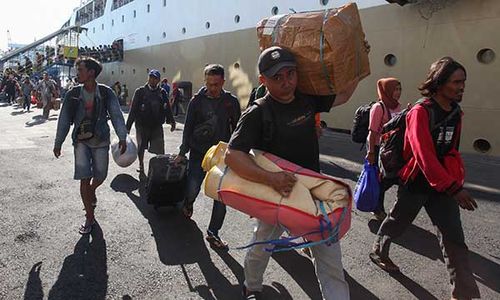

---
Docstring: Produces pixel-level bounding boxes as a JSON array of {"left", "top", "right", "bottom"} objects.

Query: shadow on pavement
[
  {"left": 273, "top": 250, "right": 379, "bottom": 300},
  {"left": 320, "top": 160, "right": 359, "bottom": 182},
  {"left": 110, "top": 173, "right": 254, "bottom": 299},
  {"left": 368, "top": 220, "right": 500, "bottom": 293},
  {"left": 23, "top": 261, "right": 43, "bottom": 300},
  {"left": 11, "top": 110, "right": 27, "bottom": 116},
  {"left": 388, "top": 272, "right": 439, "bottom": 300},
  {"left": 47, "top": 223, "right": 108, "bottom": 300}
]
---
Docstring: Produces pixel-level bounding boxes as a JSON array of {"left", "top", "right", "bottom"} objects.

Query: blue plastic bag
[{"left": 354, "top": 160, "right": 380, "bottom": 212}]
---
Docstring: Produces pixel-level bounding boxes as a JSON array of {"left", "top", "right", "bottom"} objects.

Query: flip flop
[{"left": 369, "top": 251, "right": 400, "bottom": 272}]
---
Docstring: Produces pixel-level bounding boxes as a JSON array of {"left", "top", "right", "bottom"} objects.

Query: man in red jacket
[{"left": 370, "top": 57, "right": 480, "bottom": 300}]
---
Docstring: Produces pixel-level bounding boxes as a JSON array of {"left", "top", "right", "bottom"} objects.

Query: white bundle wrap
[{"left": 111, "top": 136, "right": 137, "bottom": 167}]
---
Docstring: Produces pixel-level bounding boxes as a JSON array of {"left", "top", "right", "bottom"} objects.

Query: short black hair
[
  {"left": 75, "top": 56, "right": 103, "bottom": 78},
  {"left": 419, "top": 57, "right": 466, "bottom": 97},
  {"left": 204, "top": 64, "right": 224, "bottom": 79}
]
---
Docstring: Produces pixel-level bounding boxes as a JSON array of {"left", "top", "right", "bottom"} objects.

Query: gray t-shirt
[{"left": 80, "top": 87, "right": 109, "bottom": 148}]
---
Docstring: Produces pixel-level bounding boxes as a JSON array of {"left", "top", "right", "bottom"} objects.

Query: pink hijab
[{"left": 377, "top": 78, "right": 400, "bottom": 110}]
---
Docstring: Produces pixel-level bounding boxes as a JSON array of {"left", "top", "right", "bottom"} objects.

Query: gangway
[{"left": 0, "top": 25, "right": 86, "bottom": 64}]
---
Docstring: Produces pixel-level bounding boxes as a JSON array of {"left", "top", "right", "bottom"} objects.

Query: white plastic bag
[{"left": 111, "top": 136, "right": 137, "bottom": 168}]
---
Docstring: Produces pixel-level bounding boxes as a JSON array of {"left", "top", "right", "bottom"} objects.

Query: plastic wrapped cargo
[
  {"left": 257, "top": 2, "right": 370, "bottom": 95},
  {"left": 202, "top": 142, "right": 352, "bottom": 243}
]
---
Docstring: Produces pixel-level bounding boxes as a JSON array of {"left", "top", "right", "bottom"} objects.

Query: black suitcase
[{"left": 145, "top": 154, "right": 187, "bottom": 208}]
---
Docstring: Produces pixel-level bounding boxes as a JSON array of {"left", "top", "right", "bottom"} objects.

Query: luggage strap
[{"left": 320, "top": 9, "right": 336, "bottom": 95}]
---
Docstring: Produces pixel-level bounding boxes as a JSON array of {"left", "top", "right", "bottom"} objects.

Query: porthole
[
  {"left": 111, "top": 71, "right": 114, "bottom": 75},
  {"left": 163, "top": 0, "right": 167, "bottom": 7},
  {"left": 133, "top": 69, "right": 136, "bottom": 74},
  {"left": 121, "top": 70, "right": 124, "bottom": 75},
  {"left": 182, "top": 27, "right": 186, "bottom": 34},
  {"left": 162, "top": 67, "right": 166, "bottom": 73},
  {"left": 162, "top": 32, "right": 166, "bottom": 38},
  {"left": 146, "top": 68, "right": 150, "bottom": 73},
  {"left": 133, "top": 10, "right": 136, "bottom": 18},
  {"left": 384, "top": 54, "right": 397, "bottom": 67},
  {"left": 122, "top": 15, "right": 124, "bottom": 22},
  {"left": 477, "top": 48, "right": 495, "bottom": 64},
  {"left": 320, "top": 0, "right": 329, "bottom": 5},
  {"left": 271, "top": 6, "right": 279, "bottom": 15},
  {"left": 146, "top": 36, "right": 150, "bottom": 42},
  {"left": 234, "top": 62, "right": 240, "bottom": 69},
  {"left": 473, "top": 139, "right": 491, "bottom": 154},
  {"left": 234, "top": 15, "right": 240, "bottom": 23},
  {"left": 205, "top": 22, "right": 211, "bottom": 29},
  {"left": 147, "top": 4, "right": 150, "bottom": 13}
]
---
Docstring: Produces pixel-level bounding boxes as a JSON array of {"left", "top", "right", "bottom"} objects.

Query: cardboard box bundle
[{"left": 257, "top": 2, "right": 370, "bottom": 95}]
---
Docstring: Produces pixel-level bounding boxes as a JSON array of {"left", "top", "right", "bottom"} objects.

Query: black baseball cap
[{"left": 258, "top": 46, "right": 297, "bottom": 77}]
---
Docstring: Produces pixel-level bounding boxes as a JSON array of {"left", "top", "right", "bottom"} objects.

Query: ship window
[
  {"left": 111, "top": 71, "right": 114, "bottom": 75},
  {"left": 473, "top": 138, "right": 491, "bottom": 153},
  {"left": 163, "top": 0, "right": 167, "bottom": 7},
  {"left": 121, "top": 70, "right": 124, "bottom": 75},
  {"left": 146, "top": 68, "right": 150, "bottom": 73},
  {"left": 147, "top": 36, "right": 150, "bottom": 42},
  {"left": 134, "top": 10, "right": 136, "bottom": 18},
  {"left": 147, "top": 4, "right": 150, "bottom": 13},
  {"left": 234, "top": 62, "right": 240, "bottom": 69},
  {"left": 271, "top": 6, "right": 279, "bottom": 15},
  {"left": 122, "top": 15, "right": 124, "bottom": 23},
  {"left": 384, "top": 54, "right": 397, "bottom": 66},
  {"left": 205, "top": 22, "right": 211, "bottom": 29},
  {"left": 234, "top": 15, "right": 240, "bottom": 23},
  {"left": 182, "top": 27, "right": 186, "bottom": 34},
  {"left": 162, "top": 67, "right": 166, "bottom": 73},
  {"left": 162, "top": 32, "right": 166, "bottom": 38},
  {"left": 477, "top": 48, "right": 495, "bottom": 64},
  {"left": 133, "top": 68, "right": 136, "bottom": 74},
  {"left": 320, "top": 0, "right": 329, "bottom": 5},
  {"left": 112, "top": 19, "right": 114, "bottom": 26}
]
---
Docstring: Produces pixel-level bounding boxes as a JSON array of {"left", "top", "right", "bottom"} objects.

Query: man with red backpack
[{"left": 370, "top": 57, "right": 480, "bottom": 299}]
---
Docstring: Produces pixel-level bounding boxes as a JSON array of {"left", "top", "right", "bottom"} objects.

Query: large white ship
[{"left": 8, "top": 0, "right": 500, "bottom": 156}]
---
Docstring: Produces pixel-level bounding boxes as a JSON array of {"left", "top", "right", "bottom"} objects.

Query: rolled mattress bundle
[{"left": 202, "top": 142, "right": 352, "bottom": 242}]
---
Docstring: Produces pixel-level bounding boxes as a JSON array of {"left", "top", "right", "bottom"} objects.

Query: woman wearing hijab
[{"left": 366, "top": 78, "right": 402, "bottom": 220}]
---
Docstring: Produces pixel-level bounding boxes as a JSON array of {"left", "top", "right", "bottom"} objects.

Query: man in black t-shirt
[{"left": 225, "top": 46, "right": 359, "bottom": 300}]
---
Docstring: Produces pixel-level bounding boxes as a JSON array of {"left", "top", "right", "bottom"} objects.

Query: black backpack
[
  {"left": 378, "top": 98, "right": 461, "bottom": 181},
  {"left": 351, "top": 101, "right": 385, "bottom": 144}
]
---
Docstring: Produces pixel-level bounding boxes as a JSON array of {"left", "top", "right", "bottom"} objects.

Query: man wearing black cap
[
  {"left": 225, "top": 46, "right": 359, "bottom": 299},
  {"left": 126, "top": 69, "right": 176, "bottom": 173}
]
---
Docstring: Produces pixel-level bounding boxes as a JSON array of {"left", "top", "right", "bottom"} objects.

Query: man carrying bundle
[{"left": 225, "top": 46, "right": 359, "bottom": 299}]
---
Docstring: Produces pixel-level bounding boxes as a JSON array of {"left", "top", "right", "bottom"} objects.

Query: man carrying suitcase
[
  {"left": 126, "top": 69, "right": 176, "bottom": 173},
  {"left": 174, "top": 64, "right": 241, "bottom": 250}
]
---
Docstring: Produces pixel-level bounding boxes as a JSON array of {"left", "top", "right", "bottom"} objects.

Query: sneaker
[
  {"left": 242, "top": 285, "right": 261, "bottom": 300},
  {"left": 78, "top": 218, "right": 95, "bottom": 235}
]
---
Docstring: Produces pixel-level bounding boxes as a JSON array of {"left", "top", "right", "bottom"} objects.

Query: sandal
[
  {"left": 78, "top": 219, "right": 95, "bottom": 235},
  {"left": 205, "top": 231, "right": 229, "bottom": 250},
  {"left": 369, "top": 251, "right": 400, "bottom": 272},
  {"left": 182, "top": 204, "right": 193, "bottom": 219}
]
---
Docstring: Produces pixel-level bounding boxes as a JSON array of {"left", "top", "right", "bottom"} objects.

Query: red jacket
[{"left": 399, "top": 102, "right": 464, "bottom": 195}]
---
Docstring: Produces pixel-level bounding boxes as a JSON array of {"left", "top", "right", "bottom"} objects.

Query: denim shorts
[{"left": 73, "top": 142, "right": 110, "bottom": 181}]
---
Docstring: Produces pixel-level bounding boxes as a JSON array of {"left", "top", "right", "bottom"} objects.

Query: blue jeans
[{"left": 186, "top": 156, "right": 227, "bottom": 236}]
